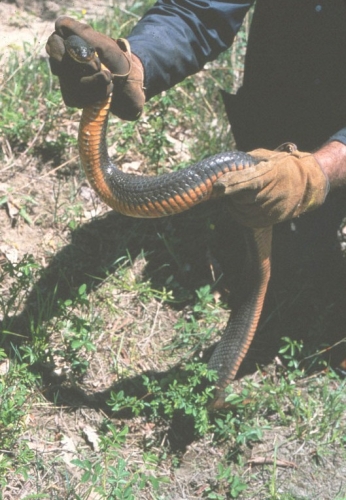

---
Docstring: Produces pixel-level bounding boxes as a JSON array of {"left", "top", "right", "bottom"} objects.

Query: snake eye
[{"left": 77, "top": 44, "right": 96, "bottom": 62}]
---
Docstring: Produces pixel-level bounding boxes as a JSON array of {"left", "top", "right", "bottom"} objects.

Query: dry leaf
[
  {"left": 60, "top": 434, "right": 78, "bottom": 468},
  {"left": 121, "top": 161, "right": 142, "bottom": 173},
  {"left": 82, "top": 425, "right": 100, "bottom": 452},
  {"left": 0, "top": 244, "right": 18, "bottom": 263},
  {"left": 80, "top": 184, "right": 97, "bottom": 202},
  {"left": 0, "top": 358, "right": 10, "bottom": 376},
  {"left": 6, "top": 200, "right": 19, "bottom": 221}
]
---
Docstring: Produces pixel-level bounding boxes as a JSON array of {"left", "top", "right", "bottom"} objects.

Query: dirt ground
[
  {"left": 0, "top": 0, "right": 113, "bottom": 52},
  {"left": 1, "top": 1, "right": 346, "bottom": 499},
  {"left": 0, "top": 0, "right": 131, "bottom": 260}
]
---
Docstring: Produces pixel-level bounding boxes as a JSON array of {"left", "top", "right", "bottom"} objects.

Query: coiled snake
[{"left": 65, "top": 35, "right": 272, "bottom": 409}]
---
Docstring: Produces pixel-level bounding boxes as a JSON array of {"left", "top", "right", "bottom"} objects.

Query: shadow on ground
[{"left": 1, "top": 191, "right": 346, "bottom": 450}]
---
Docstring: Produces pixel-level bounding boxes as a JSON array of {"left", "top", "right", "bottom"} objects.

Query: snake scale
[{"left": 66, "top": 35, "right": 272, "bottom": 409}]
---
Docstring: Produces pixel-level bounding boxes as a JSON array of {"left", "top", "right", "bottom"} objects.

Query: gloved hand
[
  {"left": 46, "top": 16, "right": 145, "bottom": 120},
  {"left": 214, "top": 147, "right": 330, "bottom": 227}
]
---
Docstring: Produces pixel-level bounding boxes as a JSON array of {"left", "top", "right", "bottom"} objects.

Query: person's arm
[
  {"left": 128, "top": 0, "right": 254, "bottom": 99},
  {"left": 314, "top": 130, "right": 346, "bottom": 190},
  {"left": 214, "top": 128, "right": 346, "bottom": 228},
  {"left": 46, "top": 1, "right": 253, "bottom": 119}
]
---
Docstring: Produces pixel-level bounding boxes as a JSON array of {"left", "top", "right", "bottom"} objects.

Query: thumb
[{"left": 213, "top": 160, "right": 274, "bottom": 196}]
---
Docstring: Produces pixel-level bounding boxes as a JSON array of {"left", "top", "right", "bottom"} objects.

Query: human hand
[
  {"left": 214, "top": 147, "right": 329, "bottom": 227},
  {"left": 46, "top": 16, "right": 145, "bottom": 120}
]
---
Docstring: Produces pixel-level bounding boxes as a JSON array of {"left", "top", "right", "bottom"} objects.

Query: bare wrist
[{"left": 313, "top": 141, "right": 346, "bottom": 190}]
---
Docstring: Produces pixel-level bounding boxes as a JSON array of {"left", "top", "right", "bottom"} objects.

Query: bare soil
[{"left": 0, "top": 0, "right": 113, "bottom": 52}]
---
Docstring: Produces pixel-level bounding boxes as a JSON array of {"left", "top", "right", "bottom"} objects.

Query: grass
[{"left": 1, "top": 1, "right": 346, "bottom": 499}]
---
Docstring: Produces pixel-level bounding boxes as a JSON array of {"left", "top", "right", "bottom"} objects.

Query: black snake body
[{"left": 68, "top": 36, "right": 272, "bottom": 408}]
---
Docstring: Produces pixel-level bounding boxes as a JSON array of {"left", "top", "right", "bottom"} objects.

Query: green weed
[
  {"left": 108, "top": 361, "right": 217, "bottom": 437},
  {"left": 0, "top": 352, "right": 38, "bottom": 486},
  {"left": 0, "top": 43, "right": 64, "bottom": 157},
  {"left": 169, "top": 284, "right": 225, "bottom": 354},
  {"left": 72, "top": 422, "right": 169, "bottom": 499},
  {"left": 0, "top": 254, "right": 40, "bottom": 338},
  {"left": 204, "top": 465, "right": 248, "bottom": 499}
]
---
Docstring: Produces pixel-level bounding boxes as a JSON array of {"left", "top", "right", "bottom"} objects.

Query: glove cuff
[
  {"left": 111, "top": 38, "right": 132, "bottom": 78},
  {"left": 292, "top": 155, "right": 330, "bottom": 217},
  {"left": 110, "top": 41, "right": 145, "bottom": 120}
]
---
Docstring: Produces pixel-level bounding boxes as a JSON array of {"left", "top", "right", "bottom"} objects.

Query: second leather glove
[{"left": 214, "top": 148, "right": 330, "bottom": 228}]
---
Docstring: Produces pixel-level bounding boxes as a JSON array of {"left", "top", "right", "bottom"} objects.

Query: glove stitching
[{"left": 110, "top": 38, "right": 132, "bottom": 79}]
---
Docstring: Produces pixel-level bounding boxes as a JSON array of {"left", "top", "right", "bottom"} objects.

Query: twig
[
  {"left": 140, "top": 301, "right": 162, "bottom": 348},
  {"left": 247, "top": 457, "right": 297, "bottom": 469}
]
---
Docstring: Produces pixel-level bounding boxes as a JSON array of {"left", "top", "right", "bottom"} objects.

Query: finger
[
  {"left": 80, "top": 72, "right": 114, "bottom": 101},
  {"left": 55, "top": 16, "right": 109, "bottom": 52},
  {"left": 48, "top": 57, "right": 62, "bottom": 76},
  {"left": 248, "top": 148, "right": 276, "bottom": 160},
  {"left": 248, "top": 149, "right": 293, "bottom": 161},
  {"left": 214, "top": 161, "right": 274, "bottom": 195},
  {"left": 54, "top": 16, "right": 128, "bottom": 73},
  {"left": 81, "top": 70, "right": 112, "bottom": 87},
  {"left": 55, "top": 16, "right": 90, "bottom": 40},
  {"left": 60, "top": 72, "right": 113, "bottom": 108},
  {"left": 46, "top": 33, "right": 65, "bottom": 61},
  {"left": 55, "top": 17, "right": 109, "bottom": 54}
]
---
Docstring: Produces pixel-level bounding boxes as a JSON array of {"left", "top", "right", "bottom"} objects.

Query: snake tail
[{"left": 208, "top": 226, "right": 272, "bottom": 409}]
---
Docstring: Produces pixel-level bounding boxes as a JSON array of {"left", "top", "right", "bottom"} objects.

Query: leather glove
[
  {"left": 214, "top": 147, "right": 330, "bottom": 228},
  {"left": 46, "top": 16, "right": 145, "bottom": 120}
]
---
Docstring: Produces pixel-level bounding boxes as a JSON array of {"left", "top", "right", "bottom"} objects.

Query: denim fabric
[
  {"left": 128, "top": 0, "right": 253, "bottom": 99},
  {"left": 128, "top": 0, "right": 346, "bottom": 151}
]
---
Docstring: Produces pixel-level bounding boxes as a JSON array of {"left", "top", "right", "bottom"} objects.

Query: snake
[{"left": 64, "top": 35, "right": 272, "bottom": 409}]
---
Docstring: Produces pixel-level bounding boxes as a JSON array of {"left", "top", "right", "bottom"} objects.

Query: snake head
[{"left": 64, "top": 35, "right": 97, "bottom": 64}]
